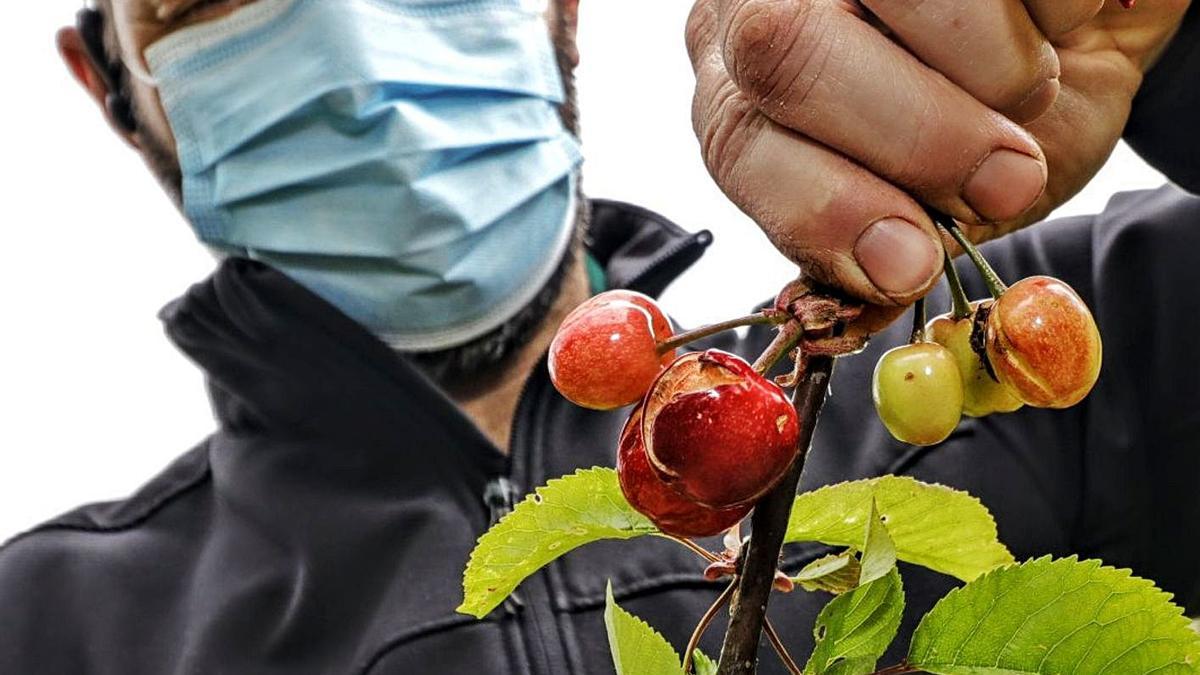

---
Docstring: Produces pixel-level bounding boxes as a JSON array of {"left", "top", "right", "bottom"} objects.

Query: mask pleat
[{"left": 147, "top": 0, "right": 582, "bottom": 351}]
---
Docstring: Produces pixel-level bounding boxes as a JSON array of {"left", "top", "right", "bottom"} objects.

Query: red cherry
[
  {"left": 617, "top": 406, "right": 751, "bottom": 538},
  {"left": 562, "top": 290, "right": 673, "bottom": 340},
  {"left": 642, "top": 350, "right": 800, "bottom": 509},
  {"left": 986, "top": 276, "right": 1103, "bottom": 409},
  {"left": 549, "top": 291, "right": 675, "bottom": 410}
]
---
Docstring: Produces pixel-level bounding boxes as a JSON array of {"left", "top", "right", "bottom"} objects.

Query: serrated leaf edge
[
  {"left": 605, "top": 581, "right": 683, "bottom": 675},
  {"left": 909, "top": 555, "right": 1200, "bottom": 673},
  {"left": 458, "top": 468, "right": 657, "bottom": 618},
  {"left": 787, "top": 475, "right": 1015, "bottom": 580}
]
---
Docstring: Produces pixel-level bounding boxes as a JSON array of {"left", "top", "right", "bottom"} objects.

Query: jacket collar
[{"left": 159, "top": 199, "right": 710, "bottom": 457}]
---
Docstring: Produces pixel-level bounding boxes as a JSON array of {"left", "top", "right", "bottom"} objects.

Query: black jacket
[{"left": 3, "top": 12, "right": 1200, "bottom": 674}]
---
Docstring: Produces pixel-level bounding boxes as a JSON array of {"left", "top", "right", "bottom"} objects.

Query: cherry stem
[
  {"left": 943, "top": 249, "right": 973, "bottom": 320},
  {"left": 927, "top": 208, "right": 1008, "bottom": 299},
  {"left": 715, "top": 356, "right": 834, "bottom": 675},
  {"left": 658, "top": 313, "right": 785, "bottom": 356},
  {"left": 751, "top": 321, "right": 805, "bottom": 375},
  {"left": 910, "top": 296, "right": 927, "bottom": 344},
  {"left": 764, "top": 618, "right": 804, "bottom": 675},
  {"left": 683, "top": 581, "right": 737, "bottom": 674},
  {"left": 661, "top": 534, "right": 723, "bottom": 564}
]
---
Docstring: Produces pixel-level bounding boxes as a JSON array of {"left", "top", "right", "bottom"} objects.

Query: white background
[{"left": 0, "top": 2, "right": 1167, "bottom": 542}]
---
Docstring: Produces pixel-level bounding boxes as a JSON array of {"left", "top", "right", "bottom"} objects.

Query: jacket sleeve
[
  {"left": 1124, "top": 3, "right": 1200, "bottom": 194},
  {"left": 1081, "top": 185, "right": 1200, "bottom": 614}
]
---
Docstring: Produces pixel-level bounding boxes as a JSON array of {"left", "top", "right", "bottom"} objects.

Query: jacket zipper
[
  {"left": 499, "top": 353, "right": 563, "bottom": 673},
  {"left": 484, "top": 476, "right": 525, "bottom": 612},
  {"left": 483, "top": 231, "right": 711, "bottom": 673}
]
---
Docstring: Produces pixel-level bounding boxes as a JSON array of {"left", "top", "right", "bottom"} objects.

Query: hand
[{"left": 687, "top": 0, "right": 1190, "bottom": 312}]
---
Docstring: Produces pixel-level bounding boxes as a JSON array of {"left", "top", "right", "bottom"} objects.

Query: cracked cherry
[
  {"left": 873, "top": 343, "right": 964, "bottom": 446},
  {"left": 642, "top": 350, "right": 800, "bottom": 509},
  {"left": 986, "top": 276, "right": 1102, "bottom": 409},
  {"left": 927, "top": 304, "right": 1022, "bottom": 417},
  {"left": 617, "top": 405, "right": 751, "bottom": 538},
  {"left": 549, "top": 290, "right": 675, "bottom": 410}
]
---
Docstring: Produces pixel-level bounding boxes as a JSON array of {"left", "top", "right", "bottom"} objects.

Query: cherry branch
[{"left": 715, "top": 355, "right": 835, "bottom": 675}]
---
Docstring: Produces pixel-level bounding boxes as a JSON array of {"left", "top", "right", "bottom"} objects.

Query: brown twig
[
  {"left": 751, "top": 321, "right": 805, "bottom": 374},
  {"left": 715, "top": 355, "right": 835, "bottom": 674},
  {"left": 682, "top": 582, "right": 738, "bottom": 674},
  {"left": 763, "top": 618, "right": 804, "bottom": 675}
]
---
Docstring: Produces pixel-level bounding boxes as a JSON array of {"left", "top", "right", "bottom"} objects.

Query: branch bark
[{"left": 715, "top": 355, "right": 835, "bottom": 674}]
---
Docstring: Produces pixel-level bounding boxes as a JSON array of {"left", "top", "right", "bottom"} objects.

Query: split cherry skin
[
  {"left": 641, "top": 350, "right": 800, "bottom": 509},
  {"left": 549, "top": 290, "right": 675, "bottom": 410},
  {"left": 617, "top": 405, "right": 751, "bottom": 538},
  {"left": 986, "top": 276, "right": 1103, "bottom": 409},
  {"left": 927, "top": 304, "right": 1022, "bottom": 417}
]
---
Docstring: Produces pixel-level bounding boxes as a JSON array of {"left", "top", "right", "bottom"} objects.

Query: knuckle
[
  {"left": 686, "top": 0, "right": 720, "bottom": 66},
  {"left": 722, "top": 0, "right": 829, "bottom": 113},
  {"left": 1039, "top": 0, "right": 1104, "bottom": 36},
  {"left": 987, "top": 48, "right": 1057, "bottom": 113},
  {"left": 695, "top": 83, "right": 764, "bottom": 203}
]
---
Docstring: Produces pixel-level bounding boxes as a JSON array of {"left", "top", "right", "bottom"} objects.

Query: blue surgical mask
[{"left": 144, "top": 0, "right": 582, "bottom": 351}]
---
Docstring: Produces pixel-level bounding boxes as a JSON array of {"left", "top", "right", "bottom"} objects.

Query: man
[{"left": 0, "top": 0, "right": 1196, "bottom": 673}]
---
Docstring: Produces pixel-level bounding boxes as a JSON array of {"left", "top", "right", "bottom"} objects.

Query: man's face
[
  {"left": 80, "top": 0, "right": 579, "bottom": 200},
  {"left": 61, "top": 0, "right": 584, "bottom": 385}
]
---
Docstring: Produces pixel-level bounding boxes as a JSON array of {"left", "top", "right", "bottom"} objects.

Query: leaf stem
[
  {"left": 926, "top": 208, "right": 1008, "bottom": 299},
  {"left": 943, "top": 249, "right": 973, "bottom": 320},
  {"left": 715, "top": 356, "right": 835, "bottom": 674},
  {"left": 763, "top": 618, "right": 804, "bottom": 675},
  {"left": 658, "top": 313, "right": 785, "bottom": 356},
  {"left": 660, "top": 534, "right": 722, "bottom": 564},
  {"left": 683, "top": 581, "right": 737, "bottom": 674}
]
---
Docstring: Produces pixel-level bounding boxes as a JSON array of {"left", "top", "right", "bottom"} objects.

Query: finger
[
  {"left": 860, "top": 0, "right": 1061, "bottom": 122},
  {"left": 688, "top": 15, "right": 944, "bottom": 305},
  {"left": 1021, "top": 0, "right": 1105, "bottom": 37},
  {"left": 716, "top": 0, "right": 1049, "bottom": 225}
]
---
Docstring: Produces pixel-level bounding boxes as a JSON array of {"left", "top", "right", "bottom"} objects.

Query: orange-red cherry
[
  {"left": 549, "top": 291, "right": 675, "bottom": 410},
  {"left": 986, "top": 276, "right": 1102, "bottom": 409}
]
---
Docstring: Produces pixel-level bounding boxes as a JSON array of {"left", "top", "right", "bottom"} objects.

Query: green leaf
[
  {"left": 786, "top": 476, "right": 1013, "bottom": 581},
  {"left": 909, "top": 556, "right": 1200, "bottom": 674},
  {"left": 605, "top": 582, "right": 682, "bottom": 675},
  {"left": 795, "top": 552, "right": 863, "bottom": 594},
  {"left": 858, "top": 499, "right": 897, "bottom": 587},
  {"left": 692, "top": 650, "right": 719, "bottom": 675},
  {"left": 795, "top": 501, "right": 896, "bottom": 595},
  {"left": 459, "top": 468, "right": 657, "bottom": 618},
  {"left": 805, "top": 568, "right": 905, "bottom": 674}
]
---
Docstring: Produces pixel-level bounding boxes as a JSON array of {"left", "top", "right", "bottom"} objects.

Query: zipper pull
[
  {"left": 483, "top": 477, "right": 526, "bottom": 613},
  {"left": 484, "top": 477, "right": 520, "bottom": 527}
]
